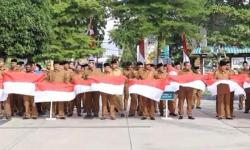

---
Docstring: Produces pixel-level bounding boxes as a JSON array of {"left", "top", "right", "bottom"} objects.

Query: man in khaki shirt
[
  {"left": 0, "top": 58, "right": 7, "bottom": 119},
  {"left": 214, "top": 60, "right": 232, "bottom": 120},
  {"left": 128, "top": 62, "right": 144, "bottom": 117},
  {"left": 83, "top": 59, "right": 101, "bottom": 118},
  {"left": 23, "top": 62, "right": 38, "bottom": 119},
  {"left": 139, "top": 62, "right": 157, "bottom": 120},
  {"left": 47, "top": 61, "right": 70, "bottom": 119},
  {"left": 239, "top": 61, "right": 249, "bottom": 111},
  {"left": 100, "top": 63, "right": 117, "bottom": 120},
  {"left": 111, "top": 59, "right": 125, "bottom": 117},
  {"left": 178, "top": 61, "right": 195, "bottom": 120},
  {"left": 226, "top": 60, "right": 235, "bottom": 117}
]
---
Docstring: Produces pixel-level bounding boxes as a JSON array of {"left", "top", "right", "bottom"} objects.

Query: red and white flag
[
  {"left": 0, "top": 76, "right": 7, "bottom": 101},
  {"left": 3, "top": 71, "right": 45, "bottom": 96},
  {"left": 168, "top": 74, "right": 206, "bottom": 91},
  {"left": 72, "top": 79, "right": 93, "bottom": 95},
  {"left": 166, "top": 65, "right": 179, "bottom": 76},
  {"left": 89, "top": 76, "right": 126, "bottom": 95},
  {"left": 34, "top": 82, "right": 75, "bottom": 103},
  {"left": 207, "top": 80, "right": 245, "bottom": 96},
  {"left": 128, "top": 79, "right": 166, "bottom": 101}
]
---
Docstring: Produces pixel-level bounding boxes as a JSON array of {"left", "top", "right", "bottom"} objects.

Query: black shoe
[
  {"left": 218, "top": 117, "right": 223, "bottom": 120},
  {"left": 94, "top": 114, "right": 99, "bottom": 118},
  {"left": 100, "top": 117, "right": 106, "bottom": 120},
  {"left": 67, "top": 114, "right": 73, "bottom": 117},
  {"left": 169, "top": 113, "right": 178, "bottom": 117},
  {"left": 141, "top": 117, "right": 147, "bottom": 120},
  {"left": 150, "top": 117, "right": 155, "bottom": 120},
  {"left": 5, "top": 116, "right": 11, "bottom": 120},
  {"left": 188, "top": 116, "right": 195, "bottom": 120},
  {"left": 110, "top": 117, "right": 116, "bottom": 120},
  {"left": 58, "top": 116, "right": 66, "bottom": 119},
  {"left": 226, "top": 117, "right": 233, "bottom": 120},
  {"left": 160, "top": 113, "right": 164, "bottom": 117},
  {"left": 244, "top": 111, "right": 249, "bottom": 113},
  {"left": 196, "top": 107, "right": 202, "bottom": 109},
  {"left": 120, "top": 114, "right": 125, "bottom": 117},
  {"left": 77, "top": 114, "right": 82, "bottom": 117},
  {"left": 84, "top": 115, "right": 93, "bottom": 119},
  {"left": 23, "top": 116, "right": 30, "bottom": 119},
  {"left": 32, "top": 116, "right": 37, "bottom": 119},
  {"left": 128, "top": 114, "right": 135, "bottom": 117},
  {"left": 178, "top": 116, "right": 183, "bottom": 120},
  {"left": 192, "top": 105, "right": 194, "bottom": 109}
]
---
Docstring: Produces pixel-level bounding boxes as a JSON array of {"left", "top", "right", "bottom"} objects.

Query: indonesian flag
[
  {"left": 34, "top": 82, "right": 75, "bottom": 103},
  {"left": 3, "top": 71, "right": 45, "bottom": 96},
  {"left": 167, "top": 74, "right": 206, "bottom": 91},
  {"left": 0, "top": 76, "right": 7, "bottom": 101},
  {"left": 72, "top": 79, "right": 93, "bottom": 95},
  {"left": 182, "top": 33, "right": 190, "bottom": 63},
  {"left": 89, "top": 76, "right": 126, "bottom": 95},
  {"left": 129, "top": 79, "right": 166, "bottom": 101},
  {"left": 230, "top": 74, "right": 248, "bottom": 87},
  {"left": 207, "top": 80, "right": 245, "bottom": 96}
]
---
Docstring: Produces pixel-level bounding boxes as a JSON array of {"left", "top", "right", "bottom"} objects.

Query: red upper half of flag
[
  {"left": 168, "top": 74, "right": 204, "bottom": 83},
  {"left": 128, "top": 79, "right": 168, "bottom": 90},
  {"left": 89, "top": 75, "right": 126, "bottom": 85},
  {"left": 230, "top": 74, "right": 248, "bottom": 87},
  {"left": 36, "top": 82, "right": 74, "bottom": 92},
  {"left": 3, "top": 71, "right": 45, "bottom": 83},
  {"left": 72, "top": 79, "right": 93, "bottom": 86}
]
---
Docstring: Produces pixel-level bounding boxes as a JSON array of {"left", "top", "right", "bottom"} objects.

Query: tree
[
  {"left": 110, "top": 0, "right": 208, "bottom": 63},
  {"left": 36, "top": 0, "right": 108, "bottom": 61},
  {"left": 0, "top": 0, "right": 52, "bottom": 59}
]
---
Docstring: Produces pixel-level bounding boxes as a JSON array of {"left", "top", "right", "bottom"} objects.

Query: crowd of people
[{"left": 0, "top": 57, "right": 249, "bottom": 121}]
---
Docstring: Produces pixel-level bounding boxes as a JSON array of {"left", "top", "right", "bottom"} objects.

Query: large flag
[
  {"left": 182, "top": 33, "right": 190, "bottom": 63},
  {"left": 207, "top": 80, "right": 245, "bottom": 96},
  {"left": 72, "top": 79, "right": 93, "bottom": 95},
  {"left": 0, "top": 76, "right": 7, "bottom": 101},
  {"left": 34, "top": 82, "right": 75, "bottom": 103},
  {"left": 128, "top": 79, "right": 166, "bottom": 101},
  {"left": 3, "top": 71, "right": 45, "bottom": 96},
  {"left": 167, "top": 74, "right": 206, "bottom": 91},
  {"left": 89, "top": 76, "right": 126, "bottom": 95}
]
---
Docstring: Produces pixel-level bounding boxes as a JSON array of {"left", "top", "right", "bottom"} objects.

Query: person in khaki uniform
[
  {"left": 128, "top": 62, "right": 144, "bottom": 117},
  {"left": 139, "top": 62, "right": 157, "bottom": 120},
  {"left": 192, "top": 67, "right": 202, "bottom": 109},
  {"left": 215, "top": 60, "right": 232, "bottom": 120},
  {"left": 68, "top": 65, "right": 83, "bottom": 117},
  {"left": 23, "top": 63, "right": 38, "bottom": 119},
  {"left": 4, "top": 59, "right": 19, "bottom": 119},
  {"left": 178, "top": 61, "right": 195, "bottom": 120},
  {"left": 225, "top": 60, "right": 235, "bottom": 117},
  {"left": 100, "top": 63, "right": 117, "bottom": 120},
  {"left": 155, "top": 63, "right": 167, "bottom": 116},
  {"left": 239, "top": 61, "right": 249, "bottom": 111},
  {"left": 83, "top": 59, "right": 101, "bottom": 118},
  {"left": 123, "top": 62, "right": 135, "bottom": 112},
  {"left": 111, "top": 59, "right": 125, "bottom": 117},
  {"left": 47, "top": 61, "right": 70, "bottom": 119},
  {"left": 0, "top": 58, "right": 7, "bottom": 118}
]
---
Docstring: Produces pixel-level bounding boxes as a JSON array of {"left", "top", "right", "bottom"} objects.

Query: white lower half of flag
[
  {"left": 74, "top": 85, "right": 92, "bottom": 95},
  {"left": 34, "top": 91, "right": 76, "bottom": 103},
  {"left": 183, "top": 51, "right": 190, "bottom": 62},
  {"left": 129, "top": 84, "right": 163, "bottom": 102},
  {"left": 91, "top": 83, "right": 124, "bottom": 95},
  {"left": 243, "top": 82, "right": 250, "bottom": 89},
  {"left": 3, "top": 82, "right": 35, "bottom": 96},
  {"left": 207, "top": 80, "right": 245, "bottom": 96},
  {"left": 168, "top": 80, "right": 206, "bottom": 92},
  {"left": 0, "top": 89, "right": 8, "bottom": 101}
]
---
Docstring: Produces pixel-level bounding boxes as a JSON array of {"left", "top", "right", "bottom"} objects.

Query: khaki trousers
[
  {"left": 217, "top": 84, "right": 231, "bottom": 118},
  {"left": 178, "top": 86, "right": 194, "bottom": 116},
  {"left": 101, "top": 93, "right": 116, "bottom": 118},
  {"left": 23, "top": 95, "right": 37, "bottom": 118},
  {"left": 244, "top": 88, "right": 250, "bottom": 112},
  {"left": 142, "top": 96, "right": 155, "bottom": 117},
  {"left": 68, "top": 94, "right": 82, "bottom": 115},
  {"left": 85, "top": 92, "right": 100, "bottom": 116}
]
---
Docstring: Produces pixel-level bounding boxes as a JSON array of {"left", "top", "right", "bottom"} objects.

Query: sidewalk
[{"left": 0, "top": 100, "right": 250, "bottom": 150}]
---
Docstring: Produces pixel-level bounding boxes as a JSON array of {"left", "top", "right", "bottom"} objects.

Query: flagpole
[{"left": 46, "top": 101, "right": 56, "bottom": 120}]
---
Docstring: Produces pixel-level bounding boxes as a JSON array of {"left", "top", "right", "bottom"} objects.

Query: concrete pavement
[{"left": 0, "top": 100, "right": 250, "bottom": 150}]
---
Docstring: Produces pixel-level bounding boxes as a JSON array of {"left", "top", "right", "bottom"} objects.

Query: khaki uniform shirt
[
  {"left": 214, "top": 70, "right": 230, "bottom": 80},
  {"left": 48, "top": 69, "right": 69, "bottom": 83}
]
